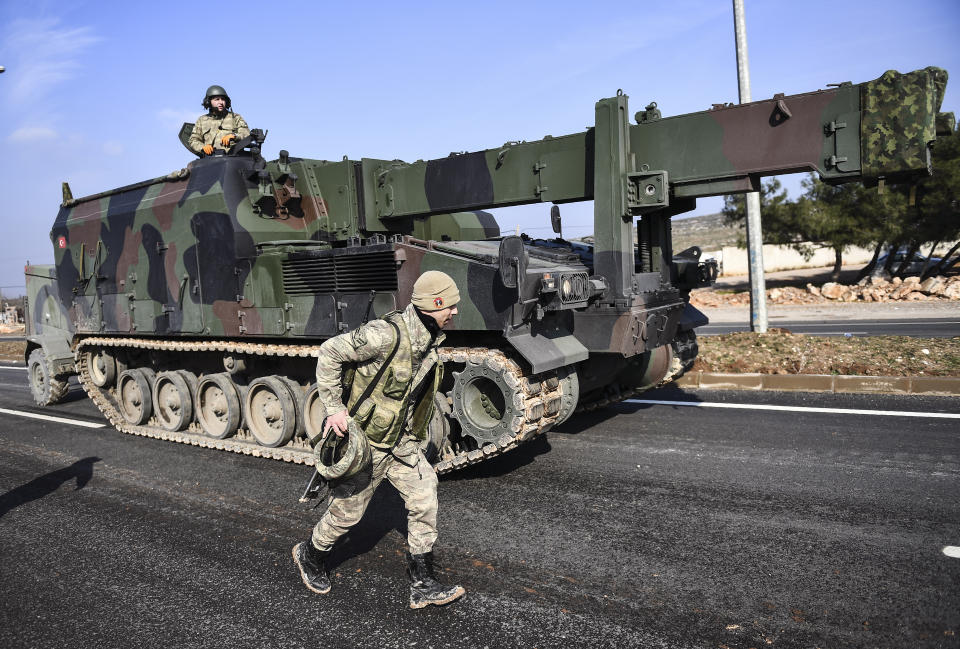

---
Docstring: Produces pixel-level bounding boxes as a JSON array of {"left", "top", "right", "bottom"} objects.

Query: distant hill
[
  {"left": 671, "top": 212, "right": 743, "bottom": 253},
  {"left": 573, "top": 212, "right": 745, "bottom": 253}
]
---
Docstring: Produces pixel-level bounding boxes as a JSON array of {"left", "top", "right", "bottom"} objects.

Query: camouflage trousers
[{"left": 311, "top": 435, "right": 439, "bottom": 554}]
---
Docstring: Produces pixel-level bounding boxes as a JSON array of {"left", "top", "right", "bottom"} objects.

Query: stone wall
[{"left": 713, "top": 242, "right": 958, "bottom": 277}]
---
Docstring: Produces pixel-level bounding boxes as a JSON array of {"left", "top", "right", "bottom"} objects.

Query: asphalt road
[
  {"left": 698, "top": 316, "right": 960, "bottom": 337},
  {"left": 1, "top": 366, "right": 958, "bottom": 648},
  {"left": 699, "top": 302, "right": 960, "bottom": 338}
]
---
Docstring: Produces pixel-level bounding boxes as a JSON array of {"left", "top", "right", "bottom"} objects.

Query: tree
[
  {"left": 806, "top": 179, "right": 910, "bottom": 281},
  {"left": 721, "top": 178, "right": 797, "bottom": 248},
  {"left": 915, "top": 123, "right": 960, "bottom": 278},
  {"left": 722, "top": 177, "right": 879, "bottom": 281}
]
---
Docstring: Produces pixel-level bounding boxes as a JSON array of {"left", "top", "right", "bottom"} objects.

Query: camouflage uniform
[
  {"left": 187, "top": 112, "right": 250, "bottom": 154},
  {"left": 311, "top": 302, "right": 444, "bottom": 554}
]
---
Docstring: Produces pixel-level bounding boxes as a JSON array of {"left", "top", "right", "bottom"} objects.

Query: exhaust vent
[{"left": 282, "top": 250, "right": 398, "bottom": 296}]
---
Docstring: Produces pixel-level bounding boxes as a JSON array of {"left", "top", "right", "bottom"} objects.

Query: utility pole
[{"left": 732, "top": 0, "right": 768, "bottom": 333}]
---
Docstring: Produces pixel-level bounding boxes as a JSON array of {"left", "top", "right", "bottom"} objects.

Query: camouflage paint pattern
[
  {"left": 860, "top": 67, "right": 948, "bottom": 182},
  {"left": 352, "top": 68, "right": 947, "bottom": 224}
]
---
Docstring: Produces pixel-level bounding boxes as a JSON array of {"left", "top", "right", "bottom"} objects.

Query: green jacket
[
  {"left": 188, "top": 111, "right": 250, "bottom": 153},
  {"left": 314, "top": 303, "right": 444, "bottom": 448}
]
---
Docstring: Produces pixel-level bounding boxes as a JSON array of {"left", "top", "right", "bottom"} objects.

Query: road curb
[{"left": 674, "top": 371, "right": 960, "bottom": 396}]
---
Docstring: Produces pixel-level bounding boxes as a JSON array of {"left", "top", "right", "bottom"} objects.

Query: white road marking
[
  {"left": 0, "top": 366, "right": 27, "bottom": 371},
  {"left": 944, "top": 546, "right": 960, "bottom": 559},
  {"left": 626, "top": 399, "right": 960, "bottom": 420},
  {"left": 0, "top": 407, "right": 105, "bottom": 428}
]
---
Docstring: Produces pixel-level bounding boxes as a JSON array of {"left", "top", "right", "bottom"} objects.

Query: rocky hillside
[{"left": 671, "top": 212, "right": 742, "bottom": 252}]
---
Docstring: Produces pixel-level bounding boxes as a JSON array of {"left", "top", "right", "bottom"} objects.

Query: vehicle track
[{"left": 76, "top": 337, "right": 564, "bottom": 475}]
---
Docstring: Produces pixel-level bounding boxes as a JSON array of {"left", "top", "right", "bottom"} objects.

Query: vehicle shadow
[
  {"left": 47, "top": 385, "right": 89, "bottom": 405},
  {"left": 16, "top": 376, "right": 88, "bottom": 405},
  {"left": 0, "top": 456, "right": 101, "bottom": 519},
  {"left": 439, "top": 435, "right": 553, "bottom": 482},
  {"left": 552, "top": 384, "right": 705, "bottom": 435}
]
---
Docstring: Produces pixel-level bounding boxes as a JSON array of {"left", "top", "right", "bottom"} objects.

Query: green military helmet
[{"left": 202, "top": 84, "right": 231, "bottom": 110}]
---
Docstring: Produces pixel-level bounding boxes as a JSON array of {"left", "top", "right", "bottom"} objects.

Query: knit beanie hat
[{"left": 411, "top": 270, "right": 460, "bottom": 311}]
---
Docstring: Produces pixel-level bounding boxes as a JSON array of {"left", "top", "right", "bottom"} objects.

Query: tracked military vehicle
[{"left": 27, "top": 68, "right": 951, "bottom": 473}]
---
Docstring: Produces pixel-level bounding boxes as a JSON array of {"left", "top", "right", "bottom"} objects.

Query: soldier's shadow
[
  {"left": 0, "top": 456, "right": 101, "bottom": 519},
  {"left": 329, "top": 485, "right": 408, "bottom": 569}
]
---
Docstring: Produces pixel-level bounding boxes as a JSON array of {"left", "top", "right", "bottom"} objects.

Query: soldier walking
[
  {"left": 188, "top": 85, "right": 250, "bottom": 156},
  {"left": 292, "top": 270, "right": 466, "bottom": 609}
]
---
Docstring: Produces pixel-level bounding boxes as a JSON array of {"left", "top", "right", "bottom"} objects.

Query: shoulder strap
[{"left": 347, "top": 317, "right": 402, "bottom": 417}]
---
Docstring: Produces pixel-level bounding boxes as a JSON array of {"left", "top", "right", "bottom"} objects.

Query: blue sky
[{"left": 1, "top": 0, "right": 958, "bottom": 293}]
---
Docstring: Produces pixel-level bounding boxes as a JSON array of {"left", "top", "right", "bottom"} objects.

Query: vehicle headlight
[{"left": 559, "top": 272, "right": 588, "bottom": 303}]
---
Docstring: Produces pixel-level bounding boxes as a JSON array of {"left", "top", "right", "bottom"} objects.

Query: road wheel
[
  {"left": 117, "top": 368, "right": 156, "bottom": 425},
  {"left": 303, "top": 384, "right": 328, "bottom": 447},
  {"left": 153, "top": 370, "right": 194, "bottom": 431},
  {"left": 85, "top": 347, "right": 117, "bottom": 388},
  {"left": 554, "top": 366, "right": 580, "bottom": 426},
  {"left": 195, "top": 373, "right": 241, "bottom": 439},
  {"left": 245, "top": 376, "right": 297, "bottom": 447},
  {"left": 27, "top": 348, "right": 69, "bottom": 406}
]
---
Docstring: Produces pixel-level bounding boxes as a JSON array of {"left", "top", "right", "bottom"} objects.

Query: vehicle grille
[{"left": 281, "top": 251, "right": 398, "bottom": 296}]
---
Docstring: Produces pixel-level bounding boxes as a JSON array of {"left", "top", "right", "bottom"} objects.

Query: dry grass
[
  {"left": 695, "top": 331, "right": 960, "bottom": 376},
  {"left": 0, "top": 341, "right": 25, "bottom": 362}
]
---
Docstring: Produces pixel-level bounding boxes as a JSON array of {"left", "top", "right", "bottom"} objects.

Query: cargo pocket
[
  {"left": 354, "top": 400, "right": 375, "bottom": 428},
  {"left": 364, "top": 408, "right": 396, "bottom": 444},
  {"left": 381, "top": 366, "right": 411, "bottom": 400}
]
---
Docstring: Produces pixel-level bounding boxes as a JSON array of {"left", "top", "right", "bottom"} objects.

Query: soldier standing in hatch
[
  {"left": 188, "top": 85, "right": 250, "bottom": 156},
  {"left": 292, "top": 270, "right": 466, "bottom": 609}
]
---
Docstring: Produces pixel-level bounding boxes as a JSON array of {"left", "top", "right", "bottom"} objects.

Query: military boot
[
  {"left": 292, "top": 541, "right": 331, "bottom": 594},
  {"left": 406, "top": 551, "right": 466, "bottom": 609}
]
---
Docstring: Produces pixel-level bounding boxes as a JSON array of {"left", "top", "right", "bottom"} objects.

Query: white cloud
[
  {"left": 1, "top": 18, "right": 99, "bottom": 105},
  {"left": 156, "top": 108, "right": 200, "bottom": 131},
  {"left": 8, "top": 126, "right": 58, "bottom": 141}
]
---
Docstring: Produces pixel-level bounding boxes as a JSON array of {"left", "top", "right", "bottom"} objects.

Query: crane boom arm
[{"left": 362, "top": 67, "right": 948, "bottom": 221}]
